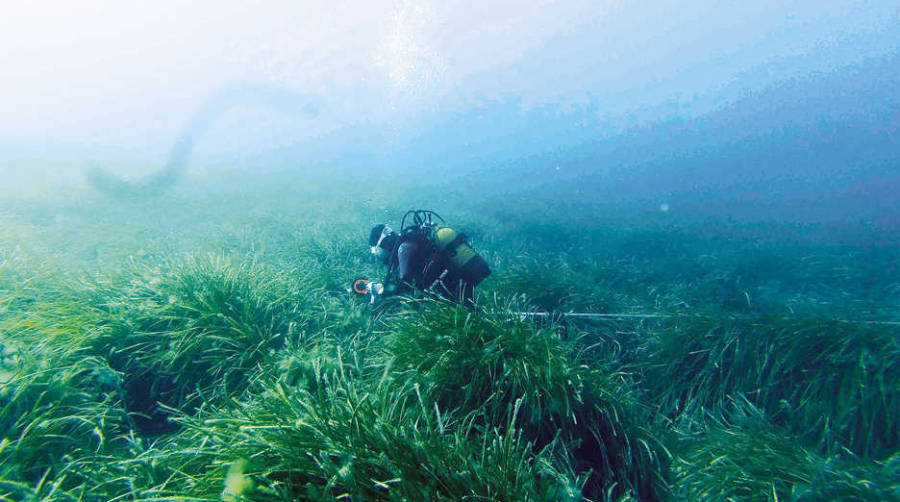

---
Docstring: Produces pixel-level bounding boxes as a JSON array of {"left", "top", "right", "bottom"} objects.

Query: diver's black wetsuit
[
  {"left": 387, "top": 232, "right": 474, "bottom": 305},
  {"left": 396, "top": 235, "right": 428, "bottom": 286}
]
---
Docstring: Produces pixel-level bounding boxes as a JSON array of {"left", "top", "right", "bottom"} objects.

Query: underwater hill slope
[
  {"left": 436, "top": 53, "right": 900, "bottom": 233},
  {"left": 1, "top": 177, "right": 899, "bottom": 500},
  {"left": 227, "top": 51, "right": 899, "bottom": 177}
]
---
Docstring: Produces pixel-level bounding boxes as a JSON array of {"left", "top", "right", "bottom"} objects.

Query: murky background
[{"left": 1, "top": 2, "right": 898, "bottom": 501}]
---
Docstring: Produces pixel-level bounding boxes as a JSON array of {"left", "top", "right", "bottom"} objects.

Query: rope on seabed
[{"left": 505, "top": 311, "right": 900, "bottom": 326}]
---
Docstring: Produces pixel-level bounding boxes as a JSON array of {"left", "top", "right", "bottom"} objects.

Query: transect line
[
  {"left": 507, "top": 311, "right": 900, "bottom": 326},
  {"left": 514, "top": 312, "right": 678, "bottom": 319},
  {"left": 836, "top": 320, "right": 900, "bottom": 326}
]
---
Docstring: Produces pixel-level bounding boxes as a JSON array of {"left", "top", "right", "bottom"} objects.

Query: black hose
[{"left": 88, "top": 84, "right": 320, "bottom": 199}]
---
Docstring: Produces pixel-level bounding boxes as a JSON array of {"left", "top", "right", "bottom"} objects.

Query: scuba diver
[{"left": 355, "top": 210, "right": 491, "bottom": 306}]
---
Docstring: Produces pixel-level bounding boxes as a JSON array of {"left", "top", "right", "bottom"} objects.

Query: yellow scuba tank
[{"left": 433, "top": 226, "right": 491, "bottom": 286}]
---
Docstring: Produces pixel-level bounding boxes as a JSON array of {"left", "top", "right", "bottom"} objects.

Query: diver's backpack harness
[
  {"left": 378, "top": 210, "right": 491, "bottom": 299},
  {"left": 428, "top": 226, "right": 490, "bottom": 289}
]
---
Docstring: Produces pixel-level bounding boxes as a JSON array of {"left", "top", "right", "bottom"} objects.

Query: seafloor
[{"left": 1, "top": 171, "right": 897, "bottom": 501}]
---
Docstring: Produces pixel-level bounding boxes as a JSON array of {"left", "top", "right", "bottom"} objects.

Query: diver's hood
[{"left": 369, "top": 224, "right": 389, "bottom": 247}]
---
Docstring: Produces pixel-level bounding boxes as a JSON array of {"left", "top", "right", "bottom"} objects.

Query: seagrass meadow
[{"left": 1, "top": 170, "right": 898, "bottom": 502}]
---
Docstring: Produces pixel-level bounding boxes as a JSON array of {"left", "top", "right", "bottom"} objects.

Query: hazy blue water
[
  {"left": 1, "top": 1, "right": 898, "bottom": 240},
  {"left": 1, "top": 7, "right": 899, "bottom": 499}
]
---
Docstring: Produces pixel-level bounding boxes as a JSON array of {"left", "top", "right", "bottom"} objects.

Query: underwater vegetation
[{"left": 1, "top": 175, "right": 898, "bottom": 501}]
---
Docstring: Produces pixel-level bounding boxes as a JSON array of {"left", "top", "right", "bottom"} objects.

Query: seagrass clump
[
  {"left": 384, "top": 299, "right": 668, "bottom": 500},
  {"left": 642, "top": 315, "right": 900, "bottom": 459}
]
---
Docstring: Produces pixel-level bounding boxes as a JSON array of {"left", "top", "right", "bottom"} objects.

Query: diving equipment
[
  {"left": 351, "top": 277, "right": 386, "bottom": 304},
  {"left": 433, "top": 226, "right": 491, "bottom": 287},
  {"left": 362, "top": 209, "right": 491, "bottom": 304},
  {"left": 397, "top": 209, "right": 490, "bottom": 286}
]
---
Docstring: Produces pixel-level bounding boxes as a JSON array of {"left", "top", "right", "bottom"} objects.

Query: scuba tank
[{"left": 432, "top": 226, "right": 491, "bottom": 287}]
